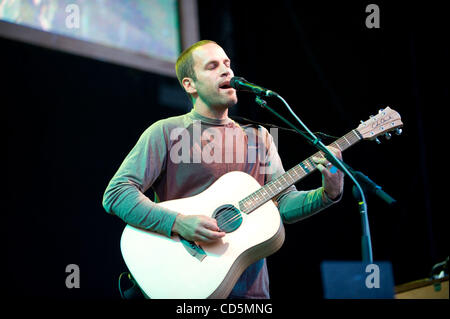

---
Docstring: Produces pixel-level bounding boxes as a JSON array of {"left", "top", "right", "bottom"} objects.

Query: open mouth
[{"left": 219, "top": 81, "right": 233, "bottom": 90}]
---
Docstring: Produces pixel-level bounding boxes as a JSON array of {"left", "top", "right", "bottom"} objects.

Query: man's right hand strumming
[{"left": 172, "top": 214, "right": 226, "bottom": 243}]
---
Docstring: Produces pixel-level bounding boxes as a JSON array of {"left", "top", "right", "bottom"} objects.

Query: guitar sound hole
[{"left": 212, "top": 204, "right": 242, "bottom": 233}]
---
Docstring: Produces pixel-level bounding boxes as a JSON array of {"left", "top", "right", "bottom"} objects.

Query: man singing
[{"left": 103, "top": 40, "right": 344, "bottom": 299}]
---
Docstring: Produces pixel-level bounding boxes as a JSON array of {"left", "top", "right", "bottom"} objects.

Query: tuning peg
[
  {"left": 375, "top": 138, "right": 381, "bottom": 144},
  {"left": 385, "top": 132, "right": 392, "bottom": 140},
  {"left": 395, "top": 128, "right": 402, "bottom": 135}
]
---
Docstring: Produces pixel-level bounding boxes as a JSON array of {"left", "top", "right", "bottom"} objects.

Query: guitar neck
[{"left": 239, "top": 129, "right": 363, "bottom": 214}]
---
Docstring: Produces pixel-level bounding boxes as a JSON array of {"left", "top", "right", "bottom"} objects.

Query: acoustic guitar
[{"left": 120, "top": 107, "right": 403, "bottom": 298}]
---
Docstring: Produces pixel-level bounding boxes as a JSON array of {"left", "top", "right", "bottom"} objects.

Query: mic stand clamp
[{"left": 345, "top": 165, "right": 397, "bottom": 206}]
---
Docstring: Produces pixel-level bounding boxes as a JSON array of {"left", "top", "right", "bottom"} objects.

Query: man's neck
[{"left": 193, "top": 101, "right": 229, "bottom": 120}]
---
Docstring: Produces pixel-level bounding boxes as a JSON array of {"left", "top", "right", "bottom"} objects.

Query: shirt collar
[{"left": 189, "top": 108, "right": 233, "bottom": 126}]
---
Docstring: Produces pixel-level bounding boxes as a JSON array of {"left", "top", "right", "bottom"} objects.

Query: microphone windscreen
[{"left": 230, "top": 77, "right": 245, "bottom": 89}]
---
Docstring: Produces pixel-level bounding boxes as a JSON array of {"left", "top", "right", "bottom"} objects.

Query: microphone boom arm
[{"left": 254, "top": 95, "right": 374, "bottom": 263}]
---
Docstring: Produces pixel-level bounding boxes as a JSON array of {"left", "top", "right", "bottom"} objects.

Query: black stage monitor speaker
[{"left": 321, "top": 261, "right": 394, "bottom": 299}]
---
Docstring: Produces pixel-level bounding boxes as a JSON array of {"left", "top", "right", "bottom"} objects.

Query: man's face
[{"left": 188, "top": 43, "right": 238, "bottom": 108}]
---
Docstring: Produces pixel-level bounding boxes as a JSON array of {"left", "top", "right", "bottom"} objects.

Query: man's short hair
[{"left": 175, "top": 40, "right": 217, "bottom": 99}]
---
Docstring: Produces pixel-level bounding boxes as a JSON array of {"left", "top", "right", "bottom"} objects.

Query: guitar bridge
[{"left": 179, "top": 236, "right": 207, "bottom": 262}]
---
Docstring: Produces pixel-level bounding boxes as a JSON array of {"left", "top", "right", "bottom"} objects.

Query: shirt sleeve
[
  {"left": 102, "top": 121, "right": 178, "bottom": 237},
  {"left": 262, "top": 127, "right": 340, "bottom": 224}
]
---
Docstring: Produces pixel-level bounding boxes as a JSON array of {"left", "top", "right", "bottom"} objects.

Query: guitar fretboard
[{"left": 239, "top": 129, "right": 362, "bottom": 214}]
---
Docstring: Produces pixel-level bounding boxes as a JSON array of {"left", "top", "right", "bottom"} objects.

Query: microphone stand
[{"left": 254, "top": 95, "right": 374, "bottom": 263}]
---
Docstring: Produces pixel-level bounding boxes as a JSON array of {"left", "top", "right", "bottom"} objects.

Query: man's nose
[{"left": 220, "top": 64, "right": 231, "bottom": 77}]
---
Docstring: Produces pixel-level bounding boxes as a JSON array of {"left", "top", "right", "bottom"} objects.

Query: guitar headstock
[{"left": 357, "top": 107, "right": 403, "bottom": 142}]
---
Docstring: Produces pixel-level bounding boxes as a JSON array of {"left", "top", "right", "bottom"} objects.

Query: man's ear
[{"left": 182, "top": 77, "right": 197, "bottom": 95}]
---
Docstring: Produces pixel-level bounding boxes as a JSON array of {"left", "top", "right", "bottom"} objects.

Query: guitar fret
[
  {"left": 276, "top": 180, "right": 283, "bottom": 190},
  {"left": 292, "top": 165, "right": 300, "bottom": 177},
  {"left": 280, "top": 174, "right": 288, "bottom": 186},
  {"left": 342, "top": 135, "right": 349, "bottom": 147},
  {"left": 332, "top": 141, "right": 342, "bottom": 151},
  {"left": 287, "top": 172, "right": 295, "bottom": 184},
  {"left": 260, "top": 188, "right": 268, "bottom": 199},
  {"left": 265, "top": 182, "right": 274, "bottom": 196},
  {"left": 307, "top": 157, "right": 316, "bottom": 169},
  {"left": 299, "top": 162, "right": 310, "bottom": 174},
  {"left": 352, "top": 129, "right": 362, "bottom": 142},
  {"left": 296, "top": 164, "right": 306, "bottom": 177},
  {"left": 260, "top": 189, "right": 269, "bottom": 200}
]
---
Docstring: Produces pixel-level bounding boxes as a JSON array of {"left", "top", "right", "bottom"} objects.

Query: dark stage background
[{"left": 5, "top": 1, "right": 446, "bottom": 300}]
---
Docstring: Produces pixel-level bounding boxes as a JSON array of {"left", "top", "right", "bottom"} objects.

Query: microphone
[{"left": 230, "top": 77, "right": 278, "bottom": 97}]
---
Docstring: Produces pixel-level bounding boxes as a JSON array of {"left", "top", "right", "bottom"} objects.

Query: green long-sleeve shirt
[{"left": 103, "top": 108, "right": 338, "bottom": 298}]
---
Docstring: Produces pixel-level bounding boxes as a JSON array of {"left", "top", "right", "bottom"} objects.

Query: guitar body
[{"left": 120, "top": 171, "right": 285, "bottom": 299}]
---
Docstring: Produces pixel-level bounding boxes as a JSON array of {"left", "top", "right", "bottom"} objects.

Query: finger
[
  {"left": 315, "top": 162, "right": 326, "bottom": 173},
  {"left": 312, "top": 156, "right": 327, "bottom": 165},
  {"left": 199, "top": 228, "right": 226, "bottom": 240},
  {"left": 198, "top": 218, "right": 224, "bottom": 235},
  {"left": 327, "top": 146, "right": 342, "bottom": 159},
  {"left": 313, "top": 156, "right": 331, "bottom": 172},
  {"left": 313, "top": 155, "right": 340, "bottom": 175},
  {"left": 313, "top": 157, "right": 330, "bottom": 171},
  {"left": 194, "top": 234, "right": 213, "bottom": 243},
  {"left": 202, "top": 218, "right": 221, "bottom": 232}
]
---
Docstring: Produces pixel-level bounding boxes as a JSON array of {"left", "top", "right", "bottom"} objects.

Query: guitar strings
[
  {"left": 215, "top": 131, "right": 361, "bottom": 231},
  {"left": 214, "top": 208, "right": 240, "bottom": 231},
  {"left": 216, "top": 153, "right": 324, "bottom": 230}
]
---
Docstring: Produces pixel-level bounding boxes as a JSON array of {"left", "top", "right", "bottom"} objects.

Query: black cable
[
  {"left": 118, "top": 272, "right": 129, "bottom": 299},
  {"left": 230, "top": 115, "right": 339, "bottom": 140}
]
